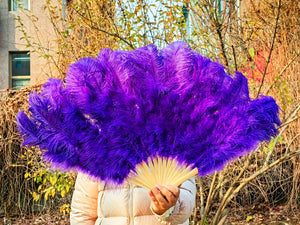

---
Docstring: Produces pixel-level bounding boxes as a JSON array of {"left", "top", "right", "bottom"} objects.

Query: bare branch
[
  {"left": 256, "top": 0, "right": 282, "bottom": 97},
  {"left": 265, "top": 52, "right": 300, "bottom": 95}
]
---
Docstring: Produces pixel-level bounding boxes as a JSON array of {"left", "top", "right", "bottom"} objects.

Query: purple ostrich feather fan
[{"left": 16, "top": 42, "right": 280, "bottom": 184}]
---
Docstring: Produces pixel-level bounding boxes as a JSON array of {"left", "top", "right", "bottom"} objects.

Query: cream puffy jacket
[{"left": 70, "top": 172, "right": 196, "bottom": 225}]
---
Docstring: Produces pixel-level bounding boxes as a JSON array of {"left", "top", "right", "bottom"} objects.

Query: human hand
[{"left": 149, "top": 185, "right": 180, "bottom": 215}]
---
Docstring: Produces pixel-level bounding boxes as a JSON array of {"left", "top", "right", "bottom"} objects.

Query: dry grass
[
  {"left": 0, "top": 210, "right": 69, "bottom": 225},
  {"left": 0, "top": 85, "right": 43, "bottom": 215}
]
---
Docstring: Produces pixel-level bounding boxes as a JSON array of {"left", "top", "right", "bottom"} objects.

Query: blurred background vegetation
[{"left": 0, "top": 0, "right": 299, "bottom": 224}]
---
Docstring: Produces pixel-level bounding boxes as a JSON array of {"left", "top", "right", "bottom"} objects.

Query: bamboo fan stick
[
  {"left": 174, "top": 163, "right": 189, "bottom": 179},
  {"left": 173, "top": 167, "right": 198, "bottom": 187},
  {"left": 158, "top": 157, "right": 163, "bottom": 184},
  {"left": 164, "top": 158, "right": 171, "bottom": 184},
  {"left": 148, "top": 158, "right": 157, "bottom": 184},
  {"left": 135, "top": 162, "right": 155, "bottom": 187},
  {"left": 136, "top": 180, "right": 152, "bottom": 190},
  {"left": 130, "top": 159, "right": 158, "bottom": 189},
  {"left": 162, "top": 157, "right": 167, "bottom": 184},
  {"left": 130, "top": 162, "right": 154, "bottom": 188},
  {"left": 140, "top": 161, "right": 153, "bottom": 180},
  {"left": 167, "top": 158, "right": 181, "bottom": 183},
  {"left": 129, "top": 174, "right": 150, "bottom": 189},
  {"left": 133, "top": 169, "right": 152, "bottom": 187},
  {"left": 166, "top": 158, "right": 176, "bottom": 182},
  {"left": 153, "top": 157, "right": 159, "bottom": 184},
  {"left": 130, "top": 173, "right": 152, "bottom": 189},
  {"left": 165, "top": 157, "right": 175, "bottom": 184}
]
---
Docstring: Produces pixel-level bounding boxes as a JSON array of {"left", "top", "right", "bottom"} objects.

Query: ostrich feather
[{"left": 17, "top": 42, "right": 280, "bottom": 186}]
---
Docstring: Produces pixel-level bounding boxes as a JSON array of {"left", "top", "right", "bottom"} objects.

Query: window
[
  {"left": 9, "top": 0, "right": 30, "bottom": 11},
  {"left": 10, "top": 52, "right": 30, "bottom": 89},
  {"left": 181, "top": 4, "right": 190, "bottom": 35}
]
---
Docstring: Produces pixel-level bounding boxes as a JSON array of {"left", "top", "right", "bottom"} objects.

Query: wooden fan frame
[{"left": 128, "top": 156, "right": 198, "bottom": 189}]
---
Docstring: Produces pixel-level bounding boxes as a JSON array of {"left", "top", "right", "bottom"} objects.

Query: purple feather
[{"left": 16, "top": 42, "right": 280, "bottom": 184}]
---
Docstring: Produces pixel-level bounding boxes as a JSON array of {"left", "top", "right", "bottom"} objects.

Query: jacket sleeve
[
  {"left": 153, "top": 177, "right": 197, "bottom": 225},
  {"left": 70, "top": 172, "right": 99, "bottom": 225}
]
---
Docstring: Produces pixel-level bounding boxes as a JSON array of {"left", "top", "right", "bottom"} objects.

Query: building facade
[{"left": 0, "top": 0, "right": 58, "bottom": 90}]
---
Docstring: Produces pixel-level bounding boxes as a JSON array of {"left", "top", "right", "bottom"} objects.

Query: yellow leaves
[
  {"left": 50, "top": 188, "right": 55, "bottom": 197},
  {"left": 36, "top": 176, "right": 42, "bottom": 184},
  {"left": 248, "top": 48, "right": 255, "bottom": 59},
  {"left": 66, "top": 182, "right": 71, "bottom": 193},
  {"left": 26, "top": 170, "right": 75, "bottom": 204},
  {"left": 246, "top": 215, "right": 253, "bottom": 222},
  {"left": 44, "top": 187, "right": 55, "bottom": 200},
  {"left": 209, "top": 9, "right": 215, "bottom": 14},
  {"left": 263, "top": 136, "right": 283, "bottom": 154},
  {"left": 44, "top": 190, "right": 49, "bottom": 201},
  {"left": 59, "top": 204, "right": 71, "bottom": 215},
  {"left": 31, "top": 191, "right": 40, "bottom": 201},
  {"left": 50, "top": 175, "right": 57, "bottom": 185}
]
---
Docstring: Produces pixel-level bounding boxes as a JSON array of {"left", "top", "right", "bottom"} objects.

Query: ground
[
  {"left": 1, "top": 212, "right": 69, "bottom": 225},
  {"left": 1, "top": 206, "right": 299, "bottom": 225},
  {"left": 227, "top": 205, "right": 300, "bottom": 225}
]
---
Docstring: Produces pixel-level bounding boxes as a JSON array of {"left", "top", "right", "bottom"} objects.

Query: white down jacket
[{"left": 70, "top": 172, "right": 196, "bottom": 225}]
